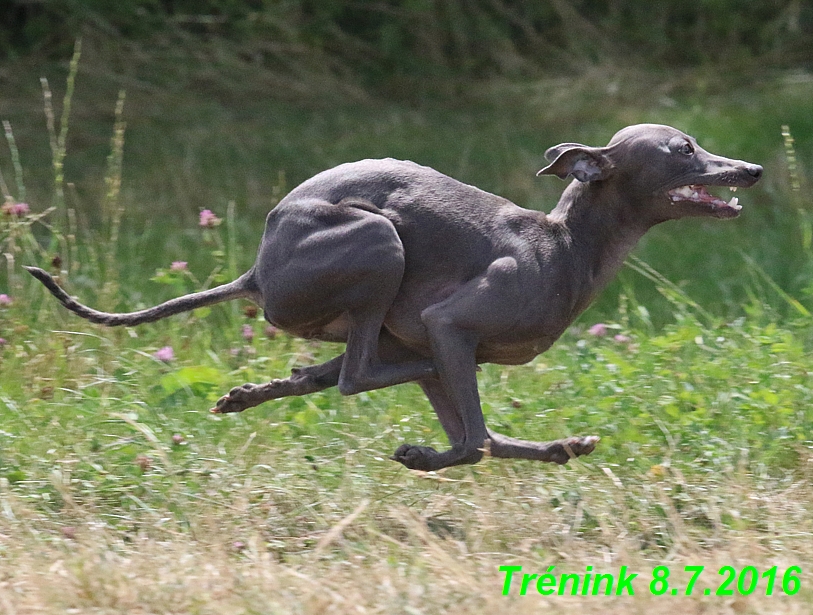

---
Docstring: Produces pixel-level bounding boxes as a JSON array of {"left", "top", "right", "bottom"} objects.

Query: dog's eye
[{"left": 679, "top": 142, "right": 694, "bottom": 155}]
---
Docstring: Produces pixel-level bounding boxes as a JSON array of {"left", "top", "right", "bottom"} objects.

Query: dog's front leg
[
  {"left": 390, "top": 318, "right": 486, "bottom": 471},
  {"left": 486, "top": 430, "right": 599, "bottom": 464},
  {"left": 391, "top": 259, "right": 530, "bottom": 471}
]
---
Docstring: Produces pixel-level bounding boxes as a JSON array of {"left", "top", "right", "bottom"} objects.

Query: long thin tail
[{"left": 24, "top": 266, "right": 258, "bottom": 327}]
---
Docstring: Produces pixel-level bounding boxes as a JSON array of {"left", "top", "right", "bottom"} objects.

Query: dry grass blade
[
  {"left": 314, "top": 497, "right": 370, "bottom": 554},
  {"left": 110, "top": 412, "right": 172, "bottom": 471},
  {"left": 389, "top": 506, "right": 481, "bottom": 591}
]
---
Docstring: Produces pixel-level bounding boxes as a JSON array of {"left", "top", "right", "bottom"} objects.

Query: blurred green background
[
  {"left": 1, "top": 6, "right": 813, "bottom": 606},
  {"left": 1, "top": 0, "right": 812, "bottom": 324}
]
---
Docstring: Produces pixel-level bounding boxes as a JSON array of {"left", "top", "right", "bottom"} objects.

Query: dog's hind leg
[
  {"left": 336, "top": 308, "right": 437, "bottom": 396},
  {"left": 212, "top": 330, "right": 435, "bottom": 414},
  {"left": 211, "top": 354, "right": 344, "bottom": 413}
]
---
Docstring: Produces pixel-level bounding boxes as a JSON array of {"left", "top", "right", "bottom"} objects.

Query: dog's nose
[{"left": 746, "top": 164, "right": 763, "bottom": 179}]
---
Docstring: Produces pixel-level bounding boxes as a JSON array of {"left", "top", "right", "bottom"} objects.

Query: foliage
[
  {"left": 0, "top": 32, "right": 812, "bottom": 612},
  {"left": 3, "top": 0, "right": 813, "bottom": 85}
]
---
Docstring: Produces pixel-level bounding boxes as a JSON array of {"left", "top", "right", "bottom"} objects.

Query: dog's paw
[
  {"left": 210, "top": 383, "right": 260, "bottom": 414},
  {"left": 390, "top": 444, "right": 440, "bottom": 471},
  {"left": 569, "top": 435, "right": 600, "bottom": 456},
  {"left": 549, "top": 435, "right": 600, "bottom": 464}
]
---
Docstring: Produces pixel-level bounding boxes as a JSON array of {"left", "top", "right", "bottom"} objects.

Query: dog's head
[{"left": 538, "top": 124, "right": 762, "bottom": 222}]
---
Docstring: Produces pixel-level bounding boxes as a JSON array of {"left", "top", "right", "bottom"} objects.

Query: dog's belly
[
  {"left": 475, "top": 336, "right": 557, "bottom": 365},
  {"left": 384, "top": 310, "right": 561, "bottom": 367}
]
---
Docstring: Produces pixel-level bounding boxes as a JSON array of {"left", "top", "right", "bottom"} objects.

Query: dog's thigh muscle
[{"left": 255, "top": 199, "right": 405, "bottom": 333}]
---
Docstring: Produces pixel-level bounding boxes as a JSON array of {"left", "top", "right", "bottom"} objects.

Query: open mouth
[{"left": 667, "top": 184, "right": 741, "bottom": 216}]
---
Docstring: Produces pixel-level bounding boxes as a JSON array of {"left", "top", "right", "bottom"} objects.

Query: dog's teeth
[
  {"left": 727, "top": 196, "right": 739, "bottom": 209},
  {"left": 730, "top": 186, "right": 738, "bottom": 192}
]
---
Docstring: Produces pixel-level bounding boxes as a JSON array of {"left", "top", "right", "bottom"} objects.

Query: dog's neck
[{"left": 547, "top": 181, "right": 652, "bottom": 311}]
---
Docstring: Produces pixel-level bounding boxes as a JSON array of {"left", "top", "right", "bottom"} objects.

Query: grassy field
[{"left": 0, "top": 46, "right": 812, "bottom": 613}]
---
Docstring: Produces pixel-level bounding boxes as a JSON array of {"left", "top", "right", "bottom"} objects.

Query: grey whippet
[{"left": 26, "top": 124, "right": 762, "bottom": 471}]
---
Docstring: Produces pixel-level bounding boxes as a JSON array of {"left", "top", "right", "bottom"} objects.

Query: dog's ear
[
  {"left": 537, "top": 145, "right": 613, "bottom": 182},
  {"left": 543, "top": 143, "right": 584, "bottom": 162}
]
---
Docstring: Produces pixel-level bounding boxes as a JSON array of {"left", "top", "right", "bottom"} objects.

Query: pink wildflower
[
  {"left": 242, "top": 324, "right": 254, "bottom": 342},
  {"left": 170, "top": 261, "right": 188, "bottom": 271},
  {"left": 0, "top": 294, "right": 11, "bottom": 307},
  {"left": 0, "top": 338, "right": 6, "bottom": 347},
  {"left": 614, "top": 334, "right": 632, "bottom": 343},
  {"left": 154, "top": 346, "right": 174, "bottom": 362},
  {"left": 588, "top": 323, "right": 607, "bottom": 337},
  {"left": 10, "top": 203, "right": 29, "bottom": 216},
  {"left": 265, "top": 325, "right": 279, "bottom": 339},
  {"left": 199, "top": 209, "right": 221, "bottom": 228}
]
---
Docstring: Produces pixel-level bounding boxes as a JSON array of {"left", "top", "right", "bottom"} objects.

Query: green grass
[{"left": 0, "top": 49, "right": 812, "bottom": 612}]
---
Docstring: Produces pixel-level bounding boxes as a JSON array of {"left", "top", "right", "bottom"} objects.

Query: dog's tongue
[{"left": 668, "top": 184, "right": 740, "bottom": 211}]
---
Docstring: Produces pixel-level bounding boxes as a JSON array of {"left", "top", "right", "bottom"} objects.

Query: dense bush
[{"left": 3, "top": 1, "right": 812, "bottom": 84}]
